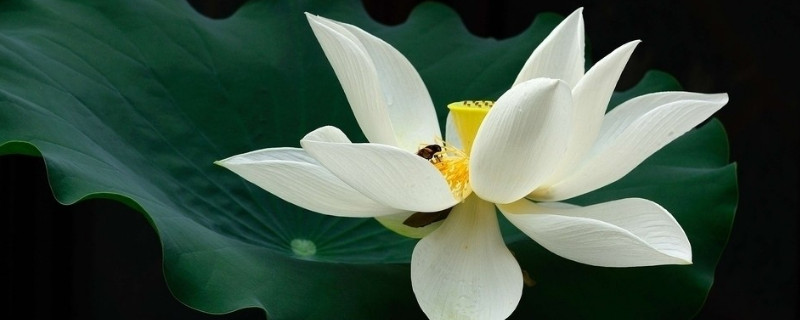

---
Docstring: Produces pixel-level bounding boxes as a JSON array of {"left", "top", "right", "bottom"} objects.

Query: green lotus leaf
[{"left": 0, "top": 0, "right": 736, "bottom": 318}]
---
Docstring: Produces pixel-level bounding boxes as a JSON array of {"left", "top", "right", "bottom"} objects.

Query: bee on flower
[{"left": 217, "top": 8, "right": 727, "bottom": 320}]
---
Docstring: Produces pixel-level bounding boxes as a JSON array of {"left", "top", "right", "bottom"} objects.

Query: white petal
[
  {"left": 375, "top": 212, "right": 443, "bottom": 239},
  {"left": 445, "top": 111, "right": 462, "bottom": 150},
  {"left": 306, "top": 14, "right": 440, "bottom": 151},
  {"left": 513, "top": 8, "right": 585, "bottom": 88},
  {"left": 216, "top": 147, "right": 407, "bottom": 217},
  {"left": 534, "top": 92, "right": 728, "bottom": 201},
  {"left": 499, "top": 198, "right": 692, "bottom": 267},
  {"left": 470, "top": 78, "right": 573, "bottom": 204},
  {"left": 412, "top": 196, "right": 522, "bottom": 320},
  {"left": 599, "top": 92, "right": 730, "bottom": 144},
  {"left": 546, "top": 41, "right": 639, "bottom": 184},
  {"left": 302, "top": 123, "right": 351, "bottom": 143},
  {"left": 306, "top": 14, "right": 395, "bottom": 146},
  {"left": 301, "top": 126, "right": 458, "bottom": 212},
  {"left": 336, "top": 21, "right": 441, "bottom": 151}
]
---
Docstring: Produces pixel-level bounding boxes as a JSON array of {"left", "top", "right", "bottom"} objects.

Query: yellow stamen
[
  {"left": 431, "top": 145, "right": 471, "bottom": 200},
  {"left": 448, "top": 100, "right": 493, "bottom": 154},
  {"left": 416, "top": 101, "right": 493, "bottom": 201}
]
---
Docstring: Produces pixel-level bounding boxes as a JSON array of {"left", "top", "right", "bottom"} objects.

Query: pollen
[
  {"left": 430, "top": 144, "right": 472, "bottom": 201},
  {"left": 414, "top": 100, "right": 494, "bottom": 202},
  {"left": 434, "top": 156, "right": 471, "bottom": 201}
]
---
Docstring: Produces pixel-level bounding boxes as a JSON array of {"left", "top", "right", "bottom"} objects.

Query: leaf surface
[{"left": 0, "top": 1, "right": 736, "bottom": 318}]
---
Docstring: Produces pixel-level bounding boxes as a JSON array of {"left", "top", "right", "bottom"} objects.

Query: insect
[
  {"left": 405, "top": 143, "right": 449, "bottom": 228},
  {"left": 416, "top": 144, "right": 442, "bottom": 162}
]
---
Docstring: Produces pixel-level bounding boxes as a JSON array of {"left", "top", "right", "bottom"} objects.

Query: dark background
[{"left": 2, "top": 0, "right": 797, "bottom": 319}]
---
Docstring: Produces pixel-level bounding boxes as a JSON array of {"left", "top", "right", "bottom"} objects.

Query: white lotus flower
[{"left": 217, "top": 9, "right": 728, "bottom": 320}]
